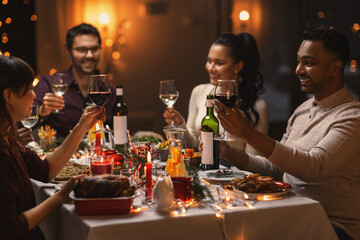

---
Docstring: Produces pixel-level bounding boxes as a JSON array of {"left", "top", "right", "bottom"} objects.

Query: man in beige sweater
[{"left": 215, "top": 27, "right": 359, "bottom": 240}]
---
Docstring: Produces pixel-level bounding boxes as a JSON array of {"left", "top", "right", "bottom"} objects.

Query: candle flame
[
  {"left": 95, "top": 122, "right": 100, "bottom": 131},
  {"left": 147, "top": 151, "right": 151, "bottom": 163}
]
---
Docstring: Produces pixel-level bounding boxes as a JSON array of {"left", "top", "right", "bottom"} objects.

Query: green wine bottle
[
  {"left": 112, "top": 85, "right": 128, "bottom": 153},
  {"left": 200, "top": 95, "right": 220, "bottom": 170}
]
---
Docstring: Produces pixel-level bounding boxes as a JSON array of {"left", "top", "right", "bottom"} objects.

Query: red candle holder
[
  {"left": 103, "top": 150, "right": 124, "bottom": 166},
  {"left": 90, "top": 155, "right": 114, "bottom": 175},
  {"left": 171, "top": 177, "right": 192, "bottom": 203}
]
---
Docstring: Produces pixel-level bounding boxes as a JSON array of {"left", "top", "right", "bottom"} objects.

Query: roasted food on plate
[
  {"left": 73, "top": 175, "right": 136, "bottom": 198},
  {"left": 54, "top": 161, "right": 90, "bottom": 181},
  {"left": 223, "top": 174, "right": 278, "bottom": 193}
]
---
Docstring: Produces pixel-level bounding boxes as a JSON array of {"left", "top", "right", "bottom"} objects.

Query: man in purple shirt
[{"left": 33, "top": 23, "right": 116, "bottom": 138}]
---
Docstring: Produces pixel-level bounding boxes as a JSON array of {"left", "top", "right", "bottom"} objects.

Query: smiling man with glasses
[{"left": 32, "top": 23, "right": 116, "bottom": 138}]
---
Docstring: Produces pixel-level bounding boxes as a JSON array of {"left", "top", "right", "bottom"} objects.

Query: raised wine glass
[
  {"left": 214, "top": 79, "right": 239, "bottom": 141},
  {"left": 159, "top": 79, "right": 179, "bottom": 129},
  {"left": 88, "top": 74, "right": 112, "bottom": 133},
  {"left": 21, "top": 105, "right": 39, "bottom": 147},
  {"left": 51, "top": 72, "right": 69, "bottom": 114}
]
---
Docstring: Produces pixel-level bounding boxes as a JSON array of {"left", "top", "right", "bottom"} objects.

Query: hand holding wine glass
[
  {"left": 214, "top": 80, "right": 238, "bottom": 141},
  {"left": 51, "top": 72, "right": 69, "bottom": 114},
  {"left": 159, "top": 79, "right": 179, "bottom": 128},
  {"left": 88, "top": 74, "right": 112, "bottom": 133}
]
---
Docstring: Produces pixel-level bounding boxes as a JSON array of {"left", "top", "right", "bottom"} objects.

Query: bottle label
[
  {"left": 113, "top": 116, "right": 127, "bottom": 144},
  {"left": 116, "top": 88, "right": 123, "bottom": 96},
  {"left": 201, "top": 131, "right": 213, "bottom": 164}
]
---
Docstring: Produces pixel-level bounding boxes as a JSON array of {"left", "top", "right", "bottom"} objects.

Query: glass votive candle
[
  {"left": 90, "top": 155, "right": 114, "bottom": 175},
  {"left": 132, "top": 142, "right": 151, "bottom": 159},
  {"left": 171, "top": 177, "right": 192, "bottom": 203},
  {"left": 103, "top": 149, "right": 124, "bottom": 166}
]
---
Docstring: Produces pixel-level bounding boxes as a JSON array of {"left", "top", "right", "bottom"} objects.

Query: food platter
[
  {"left": 246, "top": 181, "right": 293, "bottom": 200},
  {"left": 53, "top": 161, "right": 90, "bottom": 182},
  {"left": 198, "top": 169, "right": 252, "bottom": 182}
]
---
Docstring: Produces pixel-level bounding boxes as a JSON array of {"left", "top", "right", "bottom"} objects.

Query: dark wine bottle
[
  {"left": 200, "top": 95, "right": 220, "bottom": 170},
  {"left": 112, "top": 85, "right": 128, "bottom": 152}
]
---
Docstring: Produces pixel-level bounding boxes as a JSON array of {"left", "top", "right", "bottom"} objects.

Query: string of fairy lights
[{"left": 0, "top": 0, "right": 37, "bottom": 57}]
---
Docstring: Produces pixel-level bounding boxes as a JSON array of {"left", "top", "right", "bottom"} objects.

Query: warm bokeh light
[
  {"left": 105, "top": 38, "right": 113, "bottom": 47},
  {"left": 2, "top": 36, "right": 8, "bottom": 43},
  {"left": 349, "top": 60, "right": 357, "bottom": 73},
  {"left": 2, "top": 0, "right": 8, "bottom": 4},
  {"left": 49, "top": 68, "right": 57, "bottom": 75},
  {"left": 108, "top": 73, "right": 113, "bottom": 80},
  {"left": 99, "top": 12, "right": 110, "bottom": 24},
  {"left": 0, "top": 21, "right": 2, "bottom": 27},
  {"left": 354, "top": 23, "right": 360, "bottom": 31},
  {"left": 5, "top": 17, "right": 11, "bottom": 24},
  {"left": 350, "top": 60, "right": 357, "bottom": 68},
  {"left": 317, "top": 11, "right": 325, "bottom": 19},
  {"left": 33, "top": 77, "right": 40, "bottom": 87},
  {"left": 123, "top": 20, "right": 131, "bottom": 29},
  {"left": 112, "top": 51, "right": 120, "bottom": 60},
  {"left": 0, "top": 51, "right": 2, "bottom": 55},
  {"left": 239, "top": 10, "right": 250, "bottom": 21},
  {"left": 30, "top": 14, "right": 37, "bottom": 21},
  {"left": 118, "top": 36, "right": 127, "bottom": 45},
  {"left": 4, "top": 52, "right": 10, "bottom": 56}
]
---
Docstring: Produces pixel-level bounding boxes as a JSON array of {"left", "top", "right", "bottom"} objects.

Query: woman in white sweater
[{"left": 164, "top": 33, "right": 268, "bottom": 157}]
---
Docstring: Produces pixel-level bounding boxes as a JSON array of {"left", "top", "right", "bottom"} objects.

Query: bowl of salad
[{"left": 155, "top": 141, "right": 170, "bottom": 161}]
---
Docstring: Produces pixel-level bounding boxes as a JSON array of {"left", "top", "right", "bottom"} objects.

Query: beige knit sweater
[{"left": 246, "top": 86, "right": 360, "bottom": 239}]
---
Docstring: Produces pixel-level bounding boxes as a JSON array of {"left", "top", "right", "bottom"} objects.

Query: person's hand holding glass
[
  {"left": 159, "top": 79, "right": 179, "bottom": 129},
  {"left": 214, "top": 80, "right": 238, "bottom": 141},
  {"left": 88, "top": 74, "right": 111, "bottom": 133}
]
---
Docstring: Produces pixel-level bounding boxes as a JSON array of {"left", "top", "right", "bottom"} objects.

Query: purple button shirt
[{"left": 33, "top": 67, "right": 116, "bottom": 138}]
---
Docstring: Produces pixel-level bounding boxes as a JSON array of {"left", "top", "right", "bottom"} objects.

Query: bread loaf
[{"left": 73, "top": 175, "right": 135, "bottom": 198}]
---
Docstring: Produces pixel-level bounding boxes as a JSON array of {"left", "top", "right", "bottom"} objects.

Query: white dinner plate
[{"left": 198, "top": 169, "right": 252, "bottom": 182}]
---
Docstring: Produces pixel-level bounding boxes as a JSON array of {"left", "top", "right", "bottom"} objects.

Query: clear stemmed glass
[
  {"left": 159, "top": 79, "right": 179, "bottom": 129},
  {"left": 88, "top": 74, "right": 112, "bottom": 133},
  {"left": 51, "top": 72, "right": 69, "bottom": 114},
  {"left": 21, "top": 105, "right": 39, "bottom": 147},
  {"left": 214, "top": 79, "right": 239, "bottom": 141}
]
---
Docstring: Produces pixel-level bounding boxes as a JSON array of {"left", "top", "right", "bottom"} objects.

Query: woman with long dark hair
[
  {"left": 0, "top": 55, "right": 105, "bottom": 239},
  {"left": 164, "top": 32, "right": 268, "bottom": 156}
]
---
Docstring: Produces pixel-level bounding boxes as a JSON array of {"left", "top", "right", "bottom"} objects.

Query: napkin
[{"left": 153, "top": 175, "right": 174, "bottom": 214}]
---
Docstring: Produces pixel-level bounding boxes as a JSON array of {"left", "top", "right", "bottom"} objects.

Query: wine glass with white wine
[
  {"left": 159, "top": 79, "right": 179, "bottom": 128},
  {"left": 21, "top": 105, "right": 39, "bottom": 147},
  {"left": 51, "top": 72, "right": 69, "bottom": 114}
]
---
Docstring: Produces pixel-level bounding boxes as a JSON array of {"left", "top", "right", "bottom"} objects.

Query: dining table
[{"left": 31, "top": 174, "right": 338, "bottom": 240}]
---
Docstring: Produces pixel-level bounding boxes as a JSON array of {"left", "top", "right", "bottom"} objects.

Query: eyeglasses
[{"left": 73, "top": 46, "right": 101, "bottom": 55}]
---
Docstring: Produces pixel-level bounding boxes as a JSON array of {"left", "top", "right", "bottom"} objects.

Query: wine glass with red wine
[
  {"left": 88, "top": 74, "right": 112, "bottom": 133},
  {"left": 214, "top": 79, "right": 239, "bottom": 141}
]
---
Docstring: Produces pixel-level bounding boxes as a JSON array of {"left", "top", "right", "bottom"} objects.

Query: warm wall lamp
[
  {"left": 99, "top": 12, "right": 110, "bottom": 24},
  {"left": 239, "top": 10, "right": 250, "bottom": 21}
]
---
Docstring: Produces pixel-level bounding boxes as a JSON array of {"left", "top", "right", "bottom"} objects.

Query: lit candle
[
  {"left": 145, "top": 151, "right": 152, "bottom": 198},
  {"left": 95, "top": 122, "right": 101, "bottom": 146}
]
